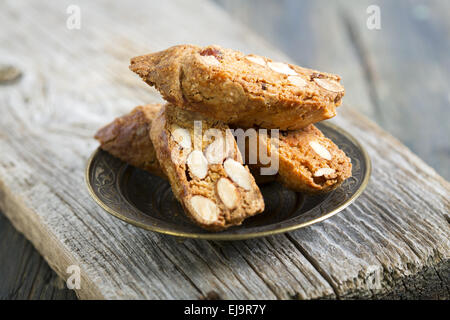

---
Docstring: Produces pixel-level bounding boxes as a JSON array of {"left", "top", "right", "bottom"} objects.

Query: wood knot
[
  {"left": 0, "top": 64, "right": 22, "bottom": 84},
  {"left": 202, "top": 290, "right": 221, "bottom": 300}
]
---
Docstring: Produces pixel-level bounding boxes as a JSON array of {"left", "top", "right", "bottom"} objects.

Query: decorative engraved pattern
[{"left": 87, "top": 123, "right": 370, "bottom": 239}]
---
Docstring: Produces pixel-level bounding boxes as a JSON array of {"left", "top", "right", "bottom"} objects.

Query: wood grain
[
  {"left": 0, "top": 0, "right": 448, "bottom": 299},
  {"left": 0, "top": 212, "right": 77, "bottom": 299}
]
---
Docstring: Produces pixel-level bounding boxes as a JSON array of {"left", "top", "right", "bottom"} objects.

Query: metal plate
[{"left": 85, "top": 122, "right": 371, "bottom": 240}]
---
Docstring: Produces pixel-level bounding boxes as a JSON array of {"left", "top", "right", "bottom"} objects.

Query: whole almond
[
  {"left": 287, "top": 75, "right": 307, "bottom": 87},
  {"left": 223, "top": 158, "right": 252, "bottom": 191},
  {"left": 245, "top": 55, "right": 266, "bottom": 67},
  {"left": 204, "top": 133, "right": 234, "bottom": 165},
  {"left": 186, "top": 150, "right": 208, "bottom": 179},
  {"left": 217, "top": 178, "right": 239, "bottom": 209},
  {"left": 267, "top": 61, "right": 297, "bottom": 76},
  {"left": 314, "top": 167, "right": 336, "bottom": 177},
  {"left": 171, "top": 126, "right": 192, "bottom": 150},
  {"left": 309, "top": 141, "right": 332, "bottom": 160},
  {"left": 189, "top": 195, "right": 220, "bottom": 224},
  {"left": 314, "top": 78, "right": 344, "bottom": 93}
]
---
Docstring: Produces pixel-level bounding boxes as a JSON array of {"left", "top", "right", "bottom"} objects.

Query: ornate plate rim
[{"left": 85, "top": 122, "right": 371, "bottom": 240}]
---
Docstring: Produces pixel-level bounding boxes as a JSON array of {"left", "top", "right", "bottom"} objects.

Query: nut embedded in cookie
[
  {"left": 94, "top": 104, "right": 277, "bottom": 186},
  {"left": 129, "top": 44, "right": 345, "bottom": 130},
  {"left": 248, "top": 125, "right": 352, "bottom": 193},
  {"left": 96, "top": 104, "right": 352, "bottom": 195},
  {"left": 149, "top": 103, "right": 265, "bottom": 231}
]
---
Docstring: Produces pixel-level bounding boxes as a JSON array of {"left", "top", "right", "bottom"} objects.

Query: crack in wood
[
  {"left": 0, "top": 0, "right": 449, "bottom": 300},
  {"left": 285, "top": 234, "right": 340, "bottom": 299}
]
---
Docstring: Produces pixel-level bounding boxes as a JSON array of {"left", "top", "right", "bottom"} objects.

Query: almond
[
  {"left": 314, "top": 167, "right": 336, "bottom": 177},
  {"left": 224, "top": 129, "right": 236, "bottom": 158},
  {"left": 245, "top": 55, "right": 266, "bottom": 67},
  {"left": 204, "top": 133, "right": 234, "bottom": 164},
  {"left": 309, "top": 141, "right": 332, "bottom": 160},
  {"left": 217, "top": 178, "right": 239, "bottom": 209},
  {"left": 189, "top": 196, "right": 220, "bottom": 224},
  {"left": 171, "top": 126, "right": 192, "bottom": 150},
  {"left": 287, "top": 75, "right": 307, "bottom": 87},
  {"left": 223, "top": 158, "right": 252, "bottom": 191},
  {"left": 199, "top": 55, "right": 220, "bottom": 67},
  {"left": 186, "top": 150, "right": 208, "bottom": 179},
  {"left": 267, "top": 61, "right": 297, "bottom": 76},
  {"left": 314, "top": 78, "right": 344, "bottom": 93}
]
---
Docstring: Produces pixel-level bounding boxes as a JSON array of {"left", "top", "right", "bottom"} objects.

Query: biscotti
[
  {"left": 150, "top": 104, "right": 265, "bottom": 231},
  {"left": 129, "top": 44, "right": 345, "bottom": 130},
  {"left": 94, "top": 104, "right": 276, "bottom": 185},
  {"left": 96, "top": 104, "right": 352, "bottom": 194},
  {"left": 94, "top": 104, "right": 165, "bottom": 177},
  {"left": 248, "top": 125, "right": 352, "bottom": 193}
]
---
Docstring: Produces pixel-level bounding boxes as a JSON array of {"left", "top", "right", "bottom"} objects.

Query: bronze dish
[{"left": 85, "top": 122, "right": 371, "bottom": 240}]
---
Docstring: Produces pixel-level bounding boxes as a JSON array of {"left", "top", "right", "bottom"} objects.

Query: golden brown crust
[
  {"left": 94, "top": 104, "right": 165, "bottom": 177},
  {"left": 95, "top": 105, "right": 350, "bottom": 194},
  {"left": 130, "top": 44, "right": 344, "bottom": 130},
  {"left": 94, "top": 104, "right": 275, "bottom": 185},
  {"left": 248, "top": 125, "right": 352, "bottom": 194},
  {"left": 150, "top": 104, "right": 264, "bottom": 231}
]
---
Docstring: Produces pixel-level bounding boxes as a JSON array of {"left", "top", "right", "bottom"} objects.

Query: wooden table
[{"left": 0, "top": 0, "right": 448, "bottom": 299}]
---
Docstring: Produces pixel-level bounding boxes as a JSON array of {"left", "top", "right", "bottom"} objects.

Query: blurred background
[
  {"left": 0, "top": 0, "right": 448, "bottom": 299},
  {"left": 213, "top": 0, "right": 450, "bottom": 180}
]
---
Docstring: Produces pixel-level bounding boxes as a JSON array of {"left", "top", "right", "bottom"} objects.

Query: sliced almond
[
  {"left": 314, "top": 168, "right": 336, "bottom": 177},
  {"left": 245, "top": 55, "right": 266, "bottom": 67},
  {"left": 314, "top": 78, "right": 344, "bottom": 93},
  {"left": 309, "top": 141, "right": 332, "bottom": 160},
  {"left": 223, "top": 158, "right": 252, "bottom": 191},
  {"left": 287, "top": 75, "right": 307, "bottom": 87},
  {"left": 217, "top": 178, "right": 239, "bottom": 210},
  {"left": 186, "top": 150, "right": 208, "bottom": 179},
  {"left": 267, "top": 61, "right": 297, "bottom": 76},
  {"left": 189, "top": 196, "right": 220, "bottom": 224},
  {"left": 171, "top": 126, "right": 192, "bottom": 150}
]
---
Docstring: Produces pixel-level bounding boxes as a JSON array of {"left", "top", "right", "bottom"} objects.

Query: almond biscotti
[
  {"left": 94, "top": 104, "right": 165, "bottom": 177},
  {"left": 129, "top": 44, "right": 345, "bottom": 130},
  {"left": 150, "top": 104, "right": 264, "bottom": 231},
  {"left": 96, "top": 104, "right": 352, "bottom": 194},
  {"left": 248, "top": 125, "right": 352, "bottom": 194},
  {"left": 94, "top": 104, "right": 276, "bottom": 185}
]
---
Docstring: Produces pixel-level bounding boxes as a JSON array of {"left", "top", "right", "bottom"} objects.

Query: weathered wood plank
[
  {"left": 0, "top": 0, "right": 333, "bottom": 299},
  {"left": 337, "top": 0, "right": 450, "bottom": 179},
  {"left": 0, "top": 212, "right": 77, "bottom": 300},
  {"left": 302, "top": 108, "right": 450, "bottom": 298},
  {"left": 0, "top": 0, "right": 448, "bottom": 299}
]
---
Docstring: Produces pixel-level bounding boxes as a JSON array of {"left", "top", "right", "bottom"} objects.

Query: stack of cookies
[{"left": 95, "top": 45, "right": 352, "bottom": 231}]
